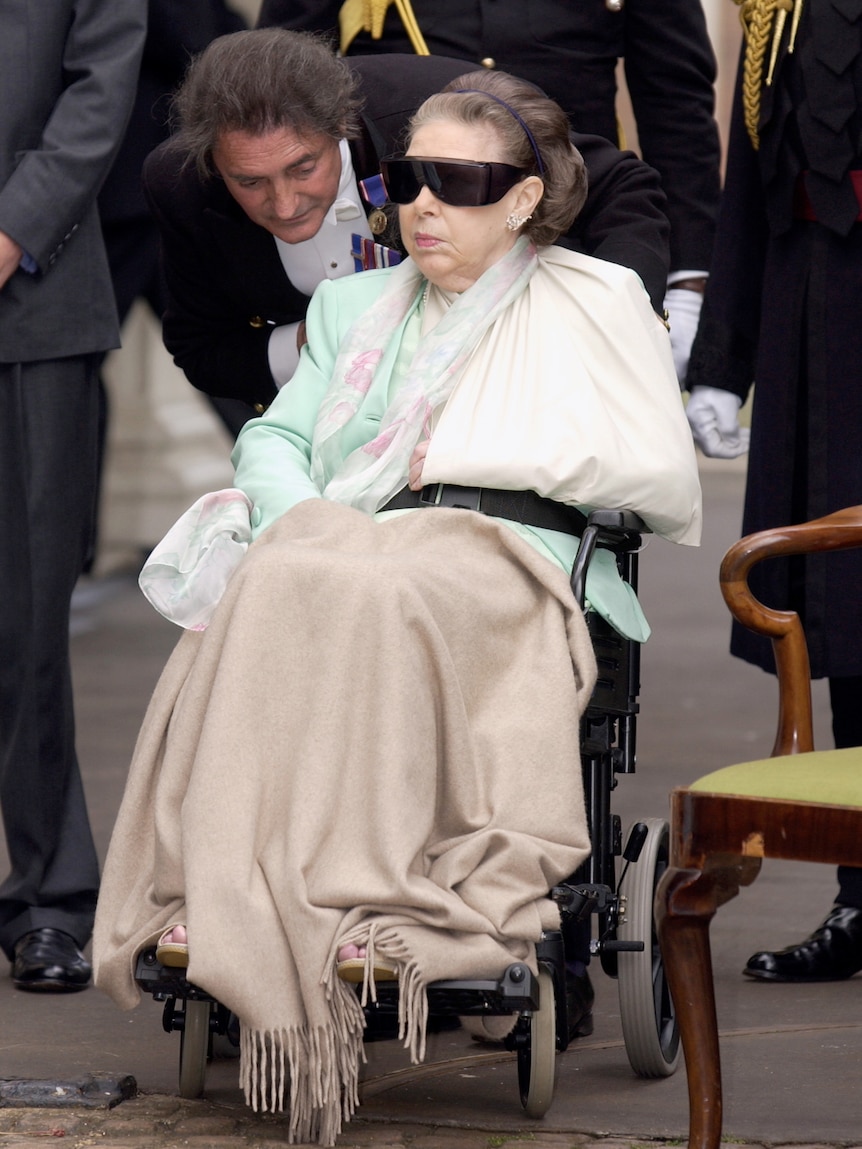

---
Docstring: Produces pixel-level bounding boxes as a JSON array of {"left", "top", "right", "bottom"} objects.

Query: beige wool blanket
[{"left": 94, "top": 499, "right": 596, "bottom": 1144}]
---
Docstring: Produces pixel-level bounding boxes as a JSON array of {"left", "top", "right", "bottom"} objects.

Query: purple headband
[{"left": 453, "top": 88, "right": 545, "bottom": 175}]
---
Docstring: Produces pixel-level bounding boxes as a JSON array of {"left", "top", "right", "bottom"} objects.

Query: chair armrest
[{"left": 719, "top": 504, "right": 862, "bottom": 756}]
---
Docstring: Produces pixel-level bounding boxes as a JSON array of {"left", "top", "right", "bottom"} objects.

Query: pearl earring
[{"left": 506, "top": 212, "right": 531, "bottom": 231}]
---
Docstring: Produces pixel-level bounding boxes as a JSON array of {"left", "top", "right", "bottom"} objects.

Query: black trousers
[
  {"left": 830, "top": 676, "right": 862, "bottom": 909},
  {"left": 0, "top": 358, "right": 101, "bottom": 959}
]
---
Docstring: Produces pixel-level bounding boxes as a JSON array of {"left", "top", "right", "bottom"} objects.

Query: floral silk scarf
[{"left": 309, "top": 234, "right": 538, "bottom": 513}]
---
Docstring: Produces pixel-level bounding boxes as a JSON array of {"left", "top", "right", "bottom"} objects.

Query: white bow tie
[{"left": 333, "top": 197, "right": 363, "bottom": 223}]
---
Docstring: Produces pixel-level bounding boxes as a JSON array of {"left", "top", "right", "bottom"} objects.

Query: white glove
[
  {"left": 685, "top": 386, "right": 751, "bottom": 459},
  {"left": 664, "top": 286, "right": 703, "bottom": 387}
]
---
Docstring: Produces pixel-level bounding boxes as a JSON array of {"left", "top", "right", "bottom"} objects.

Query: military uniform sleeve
[
  {"left": 567, "top": 132, "right": 671, "bottom": 314},
  {"left": 622, "top": 0, "right": 720, "bottom": 273}
]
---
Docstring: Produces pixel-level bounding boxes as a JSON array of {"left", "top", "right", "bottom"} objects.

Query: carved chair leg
[{"left": 656, "top": 865, "right": 736, "bottom": 1149}]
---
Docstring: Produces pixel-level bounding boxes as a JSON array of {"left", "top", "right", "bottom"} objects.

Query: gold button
[
  {"left": 253, "top": 403, "right": 267, "bottom": 415},
  {"left": 480, "top": 57, "right": 496, "bottom": 69},
  {"left": 605, "top": 0, "right": 624, "bottom": 10},
  {"left": 249, "top": 315, "right": 265, "bottom": 329}
]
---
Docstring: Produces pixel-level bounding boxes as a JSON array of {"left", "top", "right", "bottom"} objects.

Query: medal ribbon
[{"left": 353, "top": 173, "right": 401, "bottom": 271}]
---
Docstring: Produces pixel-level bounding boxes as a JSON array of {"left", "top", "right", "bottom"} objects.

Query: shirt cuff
[
  {"left": 666, "top": 269, "right": 708, "bottom": 287},
  {"left": 19, "top": 250, "right": 38, "bottom": 274},
  {"left": 267, "top": 323, "right": 302, "bottom": 388}
]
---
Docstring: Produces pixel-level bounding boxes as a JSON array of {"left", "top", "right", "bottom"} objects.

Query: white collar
[{"left": 321, "top": 139, "right": 364, "bottom": 227}]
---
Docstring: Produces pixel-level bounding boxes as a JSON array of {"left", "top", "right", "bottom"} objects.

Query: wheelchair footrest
[
  {"left": 134, "top": 947, "right": 216, "bottom": 1002},
  {"left": 135, "top": 950, "right": 540, "bottom": 1017},
  {"left": 367, "top": 962, "right": 540, "bottom": 1017}
]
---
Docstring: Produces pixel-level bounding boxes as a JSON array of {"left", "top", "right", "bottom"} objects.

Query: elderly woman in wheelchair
[{"left": 93, "top": 70, "right": 701, "bottom": 1145}]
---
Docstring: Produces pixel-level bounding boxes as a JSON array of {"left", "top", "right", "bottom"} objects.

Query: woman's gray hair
[
  {"left": 408, "top": 70, "right": 588, "bottom": 247},
  {"left": 170, "top": 29, "right": 363, "bottom": 178}
]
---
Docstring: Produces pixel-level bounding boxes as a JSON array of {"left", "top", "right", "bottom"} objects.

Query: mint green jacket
[
  {"left": 232, "top": 266, "right": 412, "bottom": 537},
  {"left": 231, "top": 267, "right": 648, "bottom": 641}
]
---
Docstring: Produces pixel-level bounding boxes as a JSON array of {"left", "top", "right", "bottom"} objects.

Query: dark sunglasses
[{"left": 380, "top": 156, "right": 527, "bottom": 207}]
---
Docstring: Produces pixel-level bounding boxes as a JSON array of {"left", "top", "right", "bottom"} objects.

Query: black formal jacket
[
  {"left": 257, "top": 0, "right": 720, "bottom": 273},
  {"left": 687, "top": 0, "right": 862, "bottom": 678},
  {"left": 143, "top": 53, "right": 670, "bottom": 409}
]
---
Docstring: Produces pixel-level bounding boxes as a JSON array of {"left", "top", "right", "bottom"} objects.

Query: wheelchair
[{"left": 133, "top": 506, "right": 679, "bottom": 1114}]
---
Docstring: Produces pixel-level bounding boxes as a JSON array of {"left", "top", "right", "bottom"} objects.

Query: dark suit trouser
[
  {"left": 0, "top": 358, "right": 101, "bottom": 960},
  {"left": 830, "top": 676, "right": 862, "bottom": 909}
]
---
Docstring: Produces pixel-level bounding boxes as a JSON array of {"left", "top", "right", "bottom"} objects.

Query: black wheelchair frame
[{"left": 133, "top": 507, "right": 679, "bottom": 1113}]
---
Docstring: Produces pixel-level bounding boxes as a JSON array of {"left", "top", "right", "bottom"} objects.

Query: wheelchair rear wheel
[
  {"left": 518, "top": 967, "right": 557, "bottom": 1117},
  {"left": 616, "top": 818, "right": 679, "bottom": 1077},
  {"left": 179, "top": 998, "right": 211, "bottom": 1098}
]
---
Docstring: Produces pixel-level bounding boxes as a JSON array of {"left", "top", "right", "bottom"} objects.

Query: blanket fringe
[
  {"left": 334, "top": 922, "right": 430, "bottom": 1063},
  {"left": 239, "top": 983, "right": 365, "bottom": 1146}
]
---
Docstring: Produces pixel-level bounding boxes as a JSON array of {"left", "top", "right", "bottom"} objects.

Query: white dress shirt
[{"left": 267, "top": 140, "right": 374, "bottom": 387}]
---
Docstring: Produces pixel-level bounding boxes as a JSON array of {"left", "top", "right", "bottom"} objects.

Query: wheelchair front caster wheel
[
  {"left": 518, "top": 967, "right": 557, "bottom": 1117},
  {"left": 179, "top": 998, "right": 212, "bottom": 1098}
]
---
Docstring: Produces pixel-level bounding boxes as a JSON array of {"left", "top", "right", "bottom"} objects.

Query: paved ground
[{"left": 2, "top": 462, "right": 861, "bottom": 1148}]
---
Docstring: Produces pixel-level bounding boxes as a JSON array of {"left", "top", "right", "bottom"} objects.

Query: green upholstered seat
[{"left": 689, "top": 745, "right": 862, "bottom": 806}]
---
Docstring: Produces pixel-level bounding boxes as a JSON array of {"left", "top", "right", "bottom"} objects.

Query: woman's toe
[{"left": 337, "top": 943, "right": 366, "bottom": 962}]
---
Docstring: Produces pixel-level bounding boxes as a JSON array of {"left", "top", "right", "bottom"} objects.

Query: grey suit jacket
[{"left": 0, "top": 0, "right": 147, "bottom": 362}]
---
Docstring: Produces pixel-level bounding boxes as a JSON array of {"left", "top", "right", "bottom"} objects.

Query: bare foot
[
  {"left": 160, "top": 925, "right": 188, "bottom": 946},
  {"left": 156, "top": 924, "right": 189, "bottom": 968},
  {"left": 337, "top": 943, "right": 366, "bottom": 962}
]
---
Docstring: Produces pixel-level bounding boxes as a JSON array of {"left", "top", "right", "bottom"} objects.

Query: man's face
[{"left": 212, "top": 126, "right": 343, "bottom": 244}]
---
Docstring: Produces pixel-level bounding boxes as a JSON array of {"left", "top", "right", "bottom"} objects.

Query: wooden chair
[{"left": 655, "top": 505, "right": 862, "bottom": 1149}]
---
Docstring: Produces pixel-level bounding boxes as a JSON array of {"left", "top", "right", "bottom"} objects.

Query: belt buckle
[
  {"left": 431, "top": 485, "right": 484, "bottom": 511},
  {"left": 419, "top": 483, "right": 443, "bottom": 506},
  {"left": 418, "top": 484, "right": 485, "bottom": 511}
]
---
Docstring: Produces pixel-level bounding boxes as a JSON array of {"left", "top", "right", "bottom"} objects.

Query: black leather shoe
[
  {"left": 11, "top": 928, "right": 91, "bottom": 992},
  {"left": 565, "top": 969, "right": 594, "bottom": 1040},
  {"left": 744, "top": 905, "right": 862, "bottom": 982}
]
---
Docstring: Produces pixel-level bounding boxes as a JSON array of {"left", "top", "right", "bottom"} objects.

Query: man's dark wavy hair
[{"left": 170, "top": 28, "right": 363, "bottom": 178}]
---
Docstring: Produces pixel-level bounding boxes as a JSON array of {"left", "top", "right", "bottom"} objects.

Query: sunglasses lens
[
  {"left": 434, "top": 163, "right": 487, "bottom": 206},
  {"left": 382, "top": 161, "right": 424, "bottom": 204},
  {"left": 381, "top": 158, "right": 524, "bottom": 207}
]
